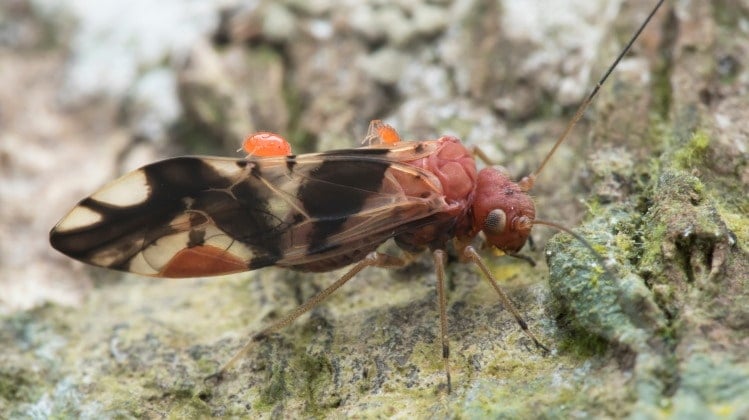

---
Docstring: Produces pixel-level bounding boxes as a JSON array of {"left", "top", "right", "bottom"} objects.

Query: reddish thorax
[
  {"left": 404, "top": 135, "right": 535, "bottom": 253},
  {"left": 407, "top": 136, "right": 477, "bottom": 207}
]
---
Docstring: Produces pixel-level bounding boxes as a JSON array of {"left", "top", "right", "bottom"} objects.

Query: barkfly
[{"left": 49, "top": 1, "right": 665, "bottom": 392}]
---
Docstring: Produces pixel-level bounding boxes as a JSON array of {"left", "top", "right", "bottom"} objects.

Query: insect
[{"left": 49, "top": 0, "right": 664, "bottom": 393}]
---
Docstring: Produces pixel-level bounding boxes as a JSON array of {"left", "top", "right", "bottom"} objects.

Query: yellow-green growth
[
  {"left": 673, "top": 130, "right": 710, "bottom": 170},
  {"left": 716, "top": 204, "right": 748, "bottom": 252}
]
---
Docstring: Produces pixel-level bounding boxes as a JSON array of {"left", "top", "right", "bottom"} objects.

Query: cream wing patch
[
  {"left": 54, "top": 206, "right": 103, "bottom": 232},
  {"left": 91, "top": 169, "right": 150, "bottom": 207},
  {"left": 203, "top": 158, "right": 249, "bottom": 181}
]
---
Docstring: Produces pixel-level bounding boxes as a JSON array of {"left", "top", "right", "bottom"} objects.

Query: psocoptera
[{"left": 50, "top": 0, "right": 665, "bottom": 392}]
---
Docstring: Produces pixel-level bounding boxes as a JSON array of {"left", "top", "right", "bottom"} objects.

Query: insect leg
[
  {"left": 205, "top": 251, "right": 407, "bottom": 384},
  {"left": 507, "top": 253, "right": 537, "bottom": 267},
  {"left": 463, "top": 246, "right": 549, "bottom": 353},
  {"left": 469, "top": 145, "right": 498, "bottom": 167},
  {"left": 433, "top": 249, "right": 452, "bottom": 393}
]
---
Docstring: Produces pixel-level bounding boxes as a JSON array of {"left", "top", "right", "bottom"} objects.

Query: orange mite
[
  {"left": 241, "top": 132, "right": 292, "bottom": 157},
  {"left": 364, "top": 120, "right": 401, "bottom": 145}
]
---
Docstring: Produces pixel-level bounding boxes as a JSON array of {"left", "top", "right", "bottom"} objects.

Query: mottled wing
[{"left": 49, "top": 141, "right": 448, "bottom": 277}]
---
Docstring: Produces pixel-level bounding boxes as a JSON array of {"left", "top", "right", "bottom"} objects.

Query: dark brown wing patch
[{"left": 299, "top": 159, "right": 389, "bottom": 254}]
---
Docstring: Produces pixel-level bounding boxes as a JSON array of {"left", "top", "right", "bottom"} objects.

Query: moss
[
  {"left": 407, "top": 341, "right": 443, "bottom": 374},
  {"left": 638, "top": 221, "right": 668, "bottom": 276},
  {"left": 556, "top": 328, "right": 610, "bottom": 359},
  {"left": 295, "top": 352, "right": 337, "bottom": 412},
  {"left": 673, "top": 130, "right": 711, "bottom": 170},
  {"left": 167, "top": 396, "right": 213, "bottom": 420},
  {"left": 716, "top": 205, "right": 748, "bottom": 252},
  {"left": 0, "top": 369, "right": 44, "bottom": 411},
  {"left": 456, "top": 350, "right": 636, "bottom": 419},
  {"left": 544, "top": 78, "right": 748, "bottom": 414},
  {"left": 257, "top": 350, "right": 289, "bottom": 409},
  {"left": 546, "top": 207, "right": 666, "bottom": 349},
  {"left": 671, "top": 354, "right": 749, "bottom": 418},
  {"left": 614, "top": 232, "right": 636, "bottom": 258}
]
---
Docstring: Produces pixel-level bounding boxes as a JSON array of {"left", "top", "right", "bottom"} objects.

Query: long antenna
[{"left": 531, "top": 0, "right": 665, "bottom": 180}]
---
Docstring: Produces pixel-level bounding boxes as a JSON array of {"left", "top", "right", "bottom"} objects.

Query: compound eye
[{"left": 483, "top": 209, "right": 507, "bottom": 234}]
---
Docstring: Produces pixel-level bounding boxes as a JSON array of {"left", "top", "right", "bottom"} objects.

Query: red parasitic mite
[
  {"left": 363, "top": 119, "right": 402, "bottom": 145},
  {"left": 239, "top": 131, "right": 292, "bottom": 157},
  {"left": 49, "top": 0, "right": 665, "bottom": 393}
]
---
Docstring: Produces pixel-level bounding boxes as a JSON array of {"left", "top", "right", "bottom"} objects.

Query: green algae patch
[
  {"left": 294, "top": 352, "right": 340, "bottom": 413},
  {"left": 555, "top": 327, "right": 609, "bottom": 360},
  {"left": 0, "top": 367, "right": 45, "bottom": 414},
  {"left": 716, "top": 202, "right": 749, "bottom": 253},
  {"left": 456, "top": 349, "right": 637, "bottom": 419},
  {"left": 256, "top": 349, "right": 290, "bottom": 410},
  {"left": 670, "top": 354, "right": 749, "bottom": 419},
  {"left": 546, "top": 208, "right": 667, "bottom": 353},
  {"left": 672, "top": 130, "right": 711, "bottom": 170},
  {"left": 545, "top": 114, "right": 748, "bottom": 417}
]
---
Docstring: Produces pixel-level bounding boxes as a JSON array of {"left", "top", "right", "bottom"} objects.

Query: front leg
[{"left": 463, "top": 246, "right": 549, "bottom": 353}]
